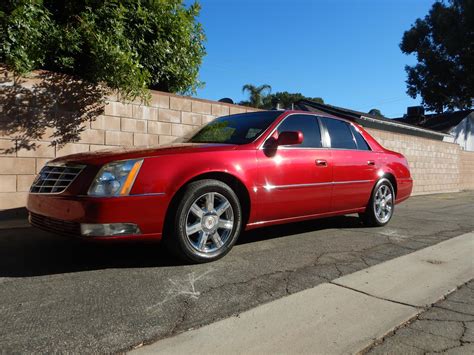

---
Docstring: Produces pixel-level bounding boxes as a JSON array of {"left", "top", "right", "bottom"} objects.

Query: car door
[
  {"left": 319, "top": 117, "right": 379, "bottom": 212},
  {"left": 256, "top": 114, "right": 333, "bottom": 222}
]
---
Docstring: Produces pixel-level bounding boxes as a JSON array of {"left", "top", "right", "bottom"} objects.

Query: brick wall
[
  {"left": 1, "top": 72, "right": 473, "bottom": 210},
  {"left": 366, "top": 128, "right": 462, "bottom": 195},
  {"left": 0, "top": 85, "right": 256, "bottom": 209},
  {"left": 460, "top": 151, "right": 474, "bottom": 191}
]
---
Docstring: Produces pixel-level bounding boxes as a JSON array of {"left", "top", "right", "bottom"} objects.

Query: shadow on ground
[{"left": 0, "top": 215, "right": 363, "bottom": 278}]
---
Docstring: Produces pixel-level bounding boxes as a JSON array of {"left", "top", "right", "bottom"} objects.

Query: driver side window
[{"left": 277, "top": 114, "right": 322, "bottom": 148}]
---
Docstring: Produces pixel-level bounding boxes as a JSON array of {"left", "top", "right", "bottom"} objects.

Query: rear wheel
[
  {"left": 359, "top": 178, "right": 395, "bottom": 227},
  {"left": 166, "top": 179, "right": 242, "bottom": 263}
]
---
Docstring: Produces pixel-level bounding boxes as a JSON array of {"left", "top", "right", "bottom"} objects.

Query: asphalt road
[
  {"left": 0, "top": 192, "right": 473, "bottom": 352},
  {"left": 366, "top": 280, "right": 474, "bottom": 354}
]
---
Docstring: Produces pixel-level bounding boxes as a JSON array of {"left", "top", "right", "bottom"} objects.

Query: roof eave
[{"left": 358, "top": 115, "right": 451, "bottom": 138}]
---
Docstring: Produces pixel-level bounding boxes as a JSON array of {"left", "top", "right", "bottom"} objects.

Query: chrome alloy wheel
[
  {"left": 374, "top": 184, "right": 393, "bottom": 224},
  {"left": 185, "top": 192, "right": 234, "bottom": 253}
]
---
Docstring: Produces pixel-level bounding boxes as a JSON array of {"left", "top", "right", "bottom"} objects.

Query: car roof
[{"left": 257, "top": 109, "right": 356, "bottom": 125}]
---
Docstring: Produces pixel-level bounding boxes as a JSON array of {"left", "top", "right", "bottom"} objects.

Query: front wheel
[
  {"left": 166, "top": 179, "right": 243, "bottom": 263},
  {"left": 359, "top": 178, "right": 395, "bottom": 227}
]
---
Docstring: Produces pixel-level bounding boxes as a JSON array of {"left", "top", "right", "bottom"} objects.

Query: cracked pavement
[
  {"left": 366, "top": 280, "right": 474, "bottom": 354},
  {"left": 0, "top": 192, "right": 473, "bottom": 352}
]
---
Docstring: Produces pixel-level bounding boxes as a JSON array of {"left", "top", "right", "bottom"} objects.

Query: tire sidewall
[{"left": 174, "top": 180, "right": 242, "bottom": 262}]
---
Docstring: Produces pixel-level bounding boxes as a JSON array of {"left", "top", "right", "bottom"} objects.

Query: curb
[{"left": 132, "top": 231, "right": 474, "bottom": 354}]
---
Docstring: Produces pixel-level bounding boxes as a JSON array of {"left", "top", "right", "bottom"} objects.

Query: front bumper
[{"left": 27, "top": 193, "right": 168, "bottom": 240}]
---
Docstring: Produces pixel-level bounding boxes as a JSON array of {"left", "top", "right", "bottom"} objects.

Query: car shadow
[
  {"left": 238, "top": 215, "right": 363, "bottom": 245},
  {"left": 0, "top": 215, "right": 364, "bottom": 278}
]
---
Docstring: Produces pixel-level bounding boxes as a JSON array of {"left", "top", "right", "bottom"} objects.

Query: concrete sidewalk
[{"left": 133, "top": 232, "right": 474, "bottom": 354}]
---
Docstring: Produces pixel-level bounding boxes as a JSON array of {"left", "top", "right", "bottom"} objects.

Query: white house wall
[{"left": 449, "top": 113, "right": 474, "bottom": 151}]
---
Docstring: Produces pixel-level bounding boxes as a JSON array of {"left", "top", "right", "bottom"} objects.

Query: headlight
[{"left": 88, "top": 159, "right": 143, "bottom": 197}]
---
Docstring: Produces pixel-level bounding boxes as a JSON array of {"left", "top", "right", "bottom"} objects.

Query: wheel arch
[
  {"left": 163, "top": 171, "right": 252, "bottom": 237},
  {"left": 381, "top": 172, "right": 397, "bottom": 197}
]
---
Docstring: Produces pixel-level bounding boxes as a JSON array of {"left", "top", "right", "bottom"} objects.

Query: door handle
[
  {"left": 367, "top": 160, "right": 375, "bottom": 166},
  {"left": 316, "top": 159, "right": 328, "bottom": 167}
]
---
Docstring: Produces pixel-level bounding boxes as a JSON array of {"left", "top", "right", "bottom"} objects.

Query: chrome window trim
[
  {"left": 273, "top": 146, "right": 330, "bottom": 151},
  {"left": 260, "top": 113, "right": 373, "bottom": 151},
  {"left": 259, "top": 112, "right": 325, "bottom": 150}
]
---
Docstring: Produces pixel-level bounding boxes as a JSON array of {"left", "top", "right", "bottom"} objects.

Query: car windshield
[{"left": 187, "top": 111, "right": 282, "bottom": 145}]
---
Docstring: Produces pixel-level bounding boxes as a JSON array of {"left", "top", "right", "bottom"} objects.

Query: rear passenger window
[
  {"left": 321, "top": 118, "right": 357, "bottom": 149},
  {"left": 277, "top": 114, "right": 322, "bottom": 148},
  {"left": 350, "top": 125, "right": 371, "bottom": 150}
]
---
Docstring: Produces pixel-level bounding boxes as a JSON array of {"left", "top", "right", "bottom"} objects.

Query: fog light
[{"left": 80, "top": 223, "right": 141, "bottom": 237}]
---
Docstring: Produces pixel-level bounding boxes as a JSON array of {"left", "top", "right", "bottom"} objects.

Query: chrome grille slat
[
  {"left": 30, "top": 164, "right": 85, "bottom": 194},
  {"left": 40, "top": 178, "right": 76, "bottom": 182},
  {"left": 41, "top": 172, "right": 78, "bottom": 176}
]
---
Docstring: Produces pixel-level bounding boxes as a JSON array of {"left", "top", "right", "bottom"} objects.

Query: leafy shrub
[{"left": 1, "top": 0, "right": 206, "bottom": 99}]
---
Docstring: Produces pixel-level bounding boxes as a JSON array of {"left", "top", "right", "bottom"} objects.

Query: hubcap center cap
[{"left": 202, "top": 215, "right": 218, "bottom": 231}]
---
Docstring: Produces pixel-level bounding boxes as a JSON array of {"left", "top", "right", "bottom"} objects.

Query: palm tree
[{"left": 242, "top": 84, "right": 272, "bottom": 108}]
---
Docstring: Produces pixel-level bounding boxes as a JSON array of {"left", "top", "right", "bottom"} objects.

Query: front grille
[
  {"left": 30, "top": 164, "right": 85, "bottom": 194},
  {"left": 29, "top": 212, "right": 81, "bottom": 236}
]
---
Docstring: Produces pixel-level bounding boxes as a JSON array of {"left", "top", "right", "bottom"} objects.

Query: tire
[
  {"left": 359, "top": 178, "right": 395, "bottom": 227},
  {"left": 166, "top": 179, "right": 243, "bottom": 263}
]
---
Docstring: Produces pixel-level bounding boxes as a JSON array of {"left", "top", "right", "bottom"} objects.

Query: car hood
[{"left": 51, "top": 143, "right": 239, "bottom": 166}]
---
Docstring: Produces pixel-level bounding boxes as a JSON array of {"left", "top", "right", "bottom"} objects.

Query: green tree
[
  {"left": 0, "top": 0, "right": 206, "bottom": 99},
  {"left": 0, "top": 1, "right": 53, "bottom": 76},
  {"left": 368, "top": 108, "right": 384, "bottom": 117},
  {"left": 241, "top": 84, "right": 272, "bottom": 108},
  {"left": 261, "top": 91, "right": 324, "bottom": 109},
  {"left": 400, "top": 0, "right": 474, "bottom": 112}
]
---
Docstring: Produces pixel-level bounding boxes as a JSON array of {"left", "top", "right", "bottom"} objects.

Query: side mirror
[{"left": 277, "top": 131, "right": 304, "bottom": 146}]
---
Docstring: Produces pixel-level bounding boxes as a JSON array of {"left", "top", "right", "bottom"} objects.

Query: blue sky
[{"left": 189, "top": 0, "right": 435, "bottom": 118}]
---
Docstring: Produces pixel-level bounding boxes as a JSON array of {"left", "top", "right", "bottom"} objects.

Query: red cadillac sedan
[{"left": 28, "top": 111, "right": 412, "bottom": 262}]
